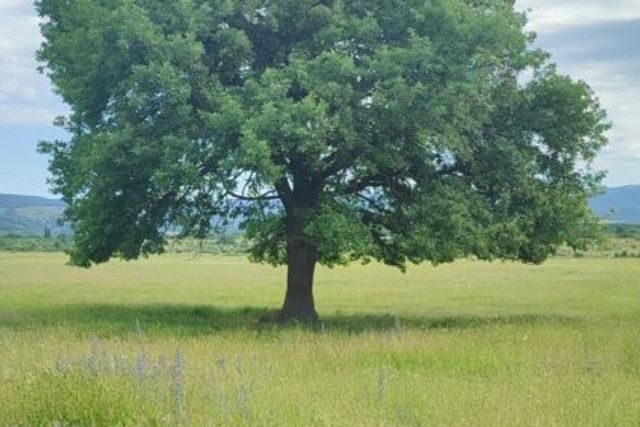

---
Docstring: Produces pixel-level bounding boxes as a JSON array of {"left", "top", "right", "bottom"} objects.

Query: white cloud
[
  {"left": 515, "top": 1, "right": 640, "bottom": 185},
  {"left": 517, "top": 0, "right": 640, "bottom": 33},
  {"left": 0, "top": 0, "right": 65, "bottom": 126}
]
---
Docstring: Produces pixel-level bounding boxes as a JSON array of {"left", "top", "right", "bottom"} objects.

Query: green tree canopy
[{"left": 37, "top": 0, "right": 608, "bottom": 320}]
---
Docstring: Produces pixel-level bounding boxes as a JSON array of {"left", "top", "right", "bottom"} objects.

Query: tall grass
[{"left": 0, "top": 253, "right": 638, "bottom": 425}]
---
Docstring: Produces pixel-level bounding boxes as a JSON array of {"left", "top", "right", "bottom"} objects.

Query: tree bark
[{"left": 278, "top": 218, "right": 318, "bottom": 322}]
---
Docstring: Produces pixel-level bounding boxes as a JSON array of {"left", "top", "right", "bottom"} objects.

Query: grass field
[{"left": 0, "top": 252, "right": 639, "bottom": 426}]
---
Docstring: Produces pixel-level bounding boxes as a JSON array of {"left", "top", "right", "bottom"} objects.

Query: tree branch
[
  {"left": 357, "top": 193, "right": 394, "bottom": 215},
  {"left": 275, "top": 177, "right": 294, "bottom": 210},
  {"left": 226, "top": 190, "right": 279, "bottom": 202}
]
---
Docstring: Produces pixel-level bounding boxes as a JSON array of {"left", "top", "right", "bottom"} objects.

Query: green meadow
[{"left": 0, "top": 252, "right": 639, "bottom": 426}]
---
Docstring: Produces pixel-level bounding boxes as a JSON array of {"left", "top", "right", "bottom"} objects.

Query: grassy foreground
[{"left": 0, "top": 253, "right": 638, "bottom": 426}]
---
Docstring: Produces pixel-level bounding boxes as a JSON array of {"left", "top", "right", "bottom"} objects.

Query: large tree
[{"left": 37, "top": 0, "right": 608, "bottom": 321}]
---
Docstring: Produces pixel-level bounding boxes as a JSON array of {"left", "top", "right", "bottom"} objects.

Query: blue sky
[{"left": 0, "top": 0, "right": 638, "bottom": 197}]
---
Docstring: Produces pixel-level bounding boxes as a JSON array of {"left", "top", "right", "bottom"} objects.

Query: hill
[
  {"left": 0, "top": 194, "right": 65, "bottom": 209},
  {"left": 0, "top": 194, "right": 68, "bottom": 236},
  {"left": 589, "top": 185, "right": 640, "bottom": 224}
]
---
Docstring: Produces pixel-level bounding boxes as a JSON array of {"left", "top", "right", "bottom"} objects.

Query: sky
[{"left": 0, "top": 1, "right": 638, "bottom": 197}]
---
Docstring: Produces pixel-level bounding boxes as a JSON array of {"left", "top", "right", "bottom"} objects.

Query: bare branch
[{"left": 226, "top": 190, "right": 279, "bottom": 202}]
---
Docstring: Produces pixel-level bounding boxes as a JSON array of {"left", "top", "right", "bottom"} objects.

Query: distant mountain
[
  {"left": 0, "top": 194, "right": 65, "bottom": 209},
  {"left": 589, "top": 185, "right": 640, "bottom": 224},
  {"left": 1, "top": 185, "right": 638, "bottom": 236},
  {"left": 0, "top": 194, "right": 68, "bottom": 236}
]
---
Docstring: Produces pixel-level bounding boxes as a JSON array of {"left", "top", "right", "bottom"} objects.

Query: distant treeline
[
  {"left": 0, "top": 233, "right": 250, "bottom": 255},
  {"left": 606, "top": 223, "right": 640, "bottom": 239},
  {"left": 1, "top": 225, "right": 639, "bottom": 257},
  {"left": 0, "top": 234, "right": 71, "bottom": 252}
]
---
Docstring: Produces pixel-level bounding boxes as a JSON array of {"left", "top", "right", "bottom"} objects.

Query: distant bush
[
  {"left": 0, "top": 233, "right": 250, "bottom": 255},
  {"left": 0, "top": 235, "right": 71, "bottom": 252},
  {"left": 166, "top": 234, "right": 250, "bottom": 255},
  {"left": 614, "top": 250, "right": 640, "bottom": 259},
  {"left": 604, "top": 224, "right": 640, "bottom": 239}
]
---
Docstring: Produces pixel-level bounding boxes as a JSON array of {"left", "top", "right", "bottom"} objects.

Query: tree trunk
[{"left": 279, "top": 231, "right": 318, "bottom": 322}]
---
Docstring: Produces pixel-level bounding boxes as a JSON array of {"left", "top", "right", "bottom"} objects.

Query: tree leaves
[{"left": 37, "top": 0, "right": 608, "bottom": 268}]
